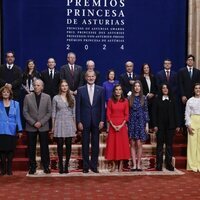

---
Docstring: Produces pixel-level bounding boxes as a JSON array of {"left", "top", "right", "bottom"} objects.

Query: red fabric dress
[{"left": 105, "top": 99, "right": 130, "bottom": 160}]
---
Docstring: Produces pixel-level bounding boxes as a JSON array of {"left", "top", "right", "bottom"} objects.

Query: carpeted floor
[{"left": 0, "top": 170, "right": 200, "bottom": 200}]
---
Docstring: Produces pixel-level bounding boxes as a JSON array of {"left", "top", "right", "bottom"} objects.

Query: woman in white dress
[
  {"left": 52, "top": 80, "right": 76, "bottom": 173},
  {"left": 185, "top": 83, "right": 200, "bottom": 172}
]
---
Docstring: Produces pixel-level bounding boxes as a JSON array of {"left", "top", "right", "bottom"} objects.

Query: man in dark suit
[
  {"left": 0, "top": 51, "right": 22, "bottom": 100},
  {"left": 178, "top": 55, "right": 200, "bottom": 134},
  {"left": 156, "top": 59, "right": 178, "bottom": 96},
  {"left": 76, "top": 71, "right": 105, "bottom": 173},
  {"left": 60, "top": 52, "right": 82, "bottom": 95},
  {"left": 23, "top": 79, "right": 52, "bottom": 174},
  {"left": 80, "top": 60, "right": 101, "bottom": 85},
  {"left": 119, "top": 61, "right": 139, "bottom": 97},
  {"left": 178, "top": 55, "right": 200, "bottom": 104},
  {"left": 41, "top": 58, "right": 60, "bottom": 99}
]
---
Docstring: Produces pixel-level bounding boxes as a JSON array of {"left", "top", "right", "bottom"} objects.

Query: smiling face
[
  {"left": 143, "top": 64, "right": 150, "bottom": 74},
  {"left": 194, "top": 84, "right": 200, "bottom": 97},
  {"left": 134, "top": 82, "right": 141, "bottom": 93},
  {"left": 33, "top": 80, "right": 43, "bottom": 94},
  {"left": 114, "top": 85, "right": 123, "bottom": 97},
  {"left": 2, "top": 88, "right": 10, "bottom": 100},
  {"left": 85, "top": 71, "right": 96, "bottom": 85},
  {"left": 108, "top": 71, "right": 115, "bottom": 81},
  {"left": 47, "top": 58, "right": 56, "bottom": 69}
]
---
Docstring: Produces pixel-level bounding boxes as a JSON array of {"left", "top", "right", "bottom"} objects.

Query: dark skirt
[{"left": 0, "top": 134, "right": 17, "bottom": 151}]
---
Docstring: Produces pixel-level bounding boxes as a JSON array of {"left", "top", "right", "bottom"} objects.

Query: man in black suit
[
  {"left": 156, "top": 59, "right": 178, "bottom": 96},
  {"left": 0, "top": 51, "right": 22, "bottom": 100},
  {"left": 41, "top": 58, "right": 60, "bottom": 99},
  {"left": 178, "top": 55, "right": 200, "bottom": 134},
  {"left": 60, "top": 52, "right": 82, "bottom": 95},
  {"left": 119, "top": 61, "right": 139, "bottom": 97},
  {"left": 80, "top": 60, "right": 101, "bottom": 85},
  {"left": 178, "top": 55, "right": 200, "bottom": 104}
]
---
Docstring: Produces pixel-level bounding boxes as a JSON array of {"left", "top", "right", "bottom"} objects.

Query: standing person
[
  {"left": 103, "top": 69, "right": 119, "bottom": 104},
  {"left": 185, "top": 83, "right": 200, "bottom": 172},
  {"left": 105, "top": 84, "right": 130, "bottom": 172},
  {"left": 152, "top": 84, "right": 180, "bottom": 171},
  {"left": 140, "top": 63, "right": 157, "bottom": 130},
  {"left": 119, "top": 61, "right": 139, "bottom": 97},
  {"left": 60, "top": 52, "right": 82, "bottom": 95},
  {"left": 23, "top": 79, "right": 51, "bottom": 174},
  {"left": 0, "top": 51, "right": 22, "bottom": 100},
  {"left": 178, "top": 55, "right": 200, "bottom": 135},
  {"left": 156, "top": 59, "right": 178, "bottom": 96},
  {"left": 52, "top": 80, "right": 76, "bottom": 174},
  {"left": 76, "top": 71, "right": 105, "bottom": 173},
  {"left": 22, "top": 59, "right": 41, "bottom": 94},
  {"left": 80, "top": 60, "right": 100, "bottom": 86},
  {"left": 0, "top": 86, "right": 22, "bottom": 175},
  {"left": 128, "top": 80, "right": 149, "bottom": 171},
  {"left": 41, "top": 58, "right": 60, "bottom": 99}
]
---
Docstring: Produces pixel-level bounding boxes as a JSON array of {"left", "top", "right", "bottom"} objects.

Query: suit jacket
[
  {"left": 119, "top": 72, "right": 139, "bottom": 96},
  {"left": 23, "top": 92, "right": 51, "bottom": 132},
  {"left": 80, "top": 70, "right": 101, "bottom": 86},
  {"left": 178, "top": 67, "right": 200, "bottom": 99},
  {"left": 152, "top": 97, "right": 179, "bottom": 130},
  {"left": 60, "top": 64, "right": 82, "bottom": 91},
  {"left": 140, "top": 75, "right": 157, "bottom": 96},
  {"left": 156, "top": 70, "right": 178, "bottom": 95},
  {"left": 41, "top": 69, "right": 60, "bottom": 99},
  {"left": 0, "top": 64, "right": 22, "bottom": 100},
  {"left": 76, "top": 85, "right": 105, "bottom": 128},
  {"left": 0, "top": 100, "right": 22, "bottom": 135}
]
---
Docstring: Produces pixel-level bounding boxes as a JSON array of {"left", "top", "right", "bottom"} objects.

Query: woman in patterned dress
[
  {"left": 52, "top": 80, "right": 76, "bottom": 174},
  {"left": 128, "top": 80, "right": 149, "bottom": 171}
]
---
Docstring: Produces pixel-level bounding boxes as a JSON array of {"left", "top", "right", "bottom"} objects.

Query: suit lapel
[
  {"left": 93, "top": 86, "right": 99, "bottom": 106},
  {"left": 38, "top": 93, "right": 45, "bottom": 112},
  {"left": 84, "top": 85, "right": 91, "bottom": 106},
  {"left": 31, "top": 93, "right": 38, "bottom": 111}
]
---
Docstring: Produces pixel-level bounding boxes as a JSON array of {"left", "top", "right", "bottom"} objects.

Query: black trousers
[
  {"left": 82, "top": 125, "right": 99, "bottom": 170},
  {"left": 0, "top": 151, "right": 14, "bottom": 174},
  {"left": 156, "top": 129, "right": 174, "bottom": 166},
  {"left": 27, "top": 131, "right": 50, "bottom": 169},
  {"left": 56, "top": 137, "right": 72, "bottom": 168}
]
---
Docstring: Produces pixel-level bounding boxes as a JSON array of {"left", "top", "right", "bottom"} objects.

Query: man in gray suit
[
  {"left": 23, "top": 79, "right": 52, "bottom": 174},
  {"left": 60, "top": 52, "right": 82, "bottom": 95}
]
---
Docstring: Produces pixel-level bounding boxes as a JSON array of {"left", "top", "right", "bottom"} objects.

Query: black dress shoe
[
  {"left": 131, "top": 168, "right": 137, "bottom": 172},
  {"left": 64, "top": 168, "right": 69, "bottom": 174},
  {"left": 7, "top": 171, "right": 13, "bottom": 176},
  {"left": 137, "top": 168, "right": 142, "bottom": 172},
  {"left": 44, "top": 168, "right": 51, "bottom": 174},
  {"left": 29, "top": 168, "right": 36, "bottom": 175},
  {"left": 166, "top": 164, "right": 174, "bottom": 171},
  {"left": 91, "top": 168, "right": 99, "bottom": 173},
  {"left": 83, "top": 169, "right": 89, "bottom": 173},
  {"left": 156, "top": 166, "right": 163, "bottom": 171}
]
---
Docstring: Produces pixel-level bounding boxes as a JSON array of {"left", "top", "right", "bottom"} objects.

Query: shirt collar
[
  {"left": 162, "top": 95, "right": 169, "bottom": 101},
  {"left": 6, "top": 64, "right": 14, "bottom": 69},
  {"left": 187, "top": 66, "right": 193, "bottom": 71}
]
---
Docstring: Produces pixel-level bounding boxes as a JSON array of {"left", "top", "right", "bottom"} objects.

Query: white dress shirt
[
  {"left": 48, "top": 68, "right": 55, "bottom": 79},
  {"left": 87, "top": 84, "right": 94, "bottom": 105},
  {"left": 144, "top": 75, "right": 151, "bottom": 93},
  {"left": 6, "top": 63, "right": 14, "bottom": 69},
  {"left": 162, "top": 95, "right": 169, "bottom": 101},
  {"left": 185, "top": 97, "right": 200, "bottom": 126}
]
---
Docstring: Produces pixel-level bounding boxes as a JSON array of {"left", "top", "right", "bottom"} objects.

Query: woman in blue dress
[{"left": 129, "top": 80, "right": 149, "bottom": 171}]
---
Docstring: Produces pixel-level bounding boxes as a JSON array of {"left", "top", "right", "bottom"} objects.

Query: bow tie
[{"left": 162, "top": 96, "right": 169, "bottom": 101}]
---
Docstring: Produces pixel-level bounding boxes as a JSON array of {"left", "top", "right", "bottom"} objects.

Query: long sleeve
[
  {"left": 11, "top": 67, "right": 22, "bottom": 89},
  {"left": 76, "top": 88, "right": 81, "bottom": 123},
  {"left": 52, "top": 96, "right": 57, "bottom": 119},
  {"left": 15, "top": 101, "right": 22, "bottom": 132},
  {"left": 144, "top": 97, "right": 149, "bottom": 122},
  {"left": 106, "top": 99, "right": 112, "bottom": 122},
  {"left": 100, "top": 88, "right": 105, "bottom": 122},
  {"left": 72, "top": 98, "right": 76, "bottom": 121},
  {"left": 185, "top": 99, "right": 192, "bottom": 126},
  {"left": 40, "top": 96, "right": 52, "bottom": 126}
]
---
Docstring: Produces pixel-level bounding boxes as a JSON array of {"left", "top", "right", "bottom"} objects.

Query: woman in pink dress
[{"left": 105, "top": 84, "right": 130, "bottom": 172}]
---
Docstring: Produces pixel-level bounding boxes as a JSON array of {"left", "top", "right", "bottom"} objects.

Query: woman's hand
[
  {"left": 154, "top": 127, "right": 158, "bottom": 133},
  {"left": 187, "top": 125, "right": 194, "bottom": 135}
]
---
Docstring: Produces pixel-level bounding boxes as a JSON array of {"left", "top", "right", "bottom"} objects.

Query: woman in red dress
[{"left": 105, "top": 84, "right": 130, "bottom": 172}]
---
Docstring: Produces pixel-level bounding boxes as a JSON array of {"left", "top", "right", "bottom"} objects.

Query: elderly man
[
  {"left": 80, "top": 60, "right": 100, "bottom": 85},
  {"left": 23, "top": 79, "right": 52, "bottom": 174},
  {"left": 60, "top": 52, "right": 82, "bottom": 95},
  {"left": 119, "top": 61, "right": 139, "bottom": 97}
]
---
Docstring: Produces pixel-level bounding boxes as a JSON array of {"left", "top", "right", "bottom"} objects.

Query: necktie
[
  {"left": 8, "top": 65, "right": 11, "bottom": 70},
  {"left": 128, "top": 73, "right": 132, "bottom": 80},
  {"left": 88, "top": 85, "right": 94, "bottom": 105},
  {"left": 70, "top": 65, "right": 74, "bottom": 76},
  {"left": 166, "top": 70, "right": 170, "bottom": 81},
  {"left": 189, "top": 69, "right": 192, "bottom": 79},
  {"left": 50, "top": 70, "right": 53, "bottom": 79}
]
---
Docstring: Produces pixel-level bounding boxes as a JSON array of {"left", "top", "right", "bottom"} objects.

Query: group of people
[{"left": 0, "top": 51, "right": 200, "bottom": 176}]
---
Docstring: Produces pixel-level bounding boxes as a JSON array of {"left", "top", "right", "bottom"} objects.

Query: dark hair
[
  {"left": 59, "top": 80, "right": 74, "bottom": 108},
  {"left": 193, "top": 83, "right": 200, "bottom": 96},
  {"left": 24, "top": 59, "right": 36, "bottom": 75},
  {"left": 106, "top": 69, "right": 116, "bottom": 80},
  {"left": 157, "top": 83, "right": 173, "bottom": 99},
  {"left": 111, "top": 84, "right": 125, "bottom": 103},
  {"left": 187, "top": 54, "right": 195, "bottom": 61},
  {"left": 5, "top": 51, "right": 15, "bottom": 58},
  {"left": 140, "top": 63, "right": 153, "bottom": 77},
  {"left": 0, "top": 85, "right": 13, "bottom": 100},
  {"left": 129, "top": 80, "right": 144, "bottom": 107}
]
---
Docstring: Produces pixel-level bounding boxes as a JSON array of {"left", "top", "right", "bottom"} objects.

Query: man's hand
[
  {"left": 78, "top": 122, "right": 83, "bottom": 131},
  {"left": 34, "top": 122, "right": 42, "bottom": 129}
]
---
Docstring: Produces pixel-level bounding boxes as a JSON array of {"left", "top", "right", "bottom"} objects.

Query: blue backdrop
[{"left": 2, "top": 0, "right": 187, "bottom": 82}]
